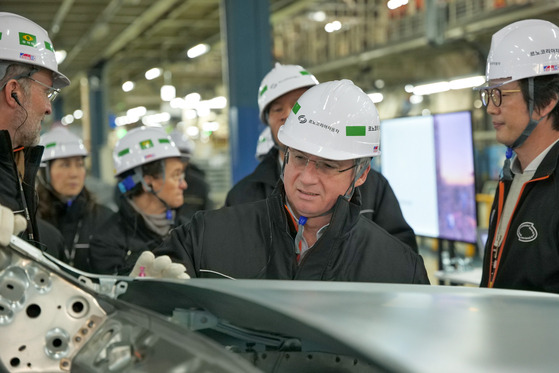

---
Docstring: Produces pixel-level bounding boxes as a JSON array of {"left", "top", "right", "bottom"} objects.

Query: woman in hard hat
[
  {"left": 153, "top": 80, "right": 429, "bottom": 283},
  {"left": 89, "top": 126, "right": 188, "bottom": 275},
  {"left": 37, "top": 126, "right": 113, "bottom": 272}
]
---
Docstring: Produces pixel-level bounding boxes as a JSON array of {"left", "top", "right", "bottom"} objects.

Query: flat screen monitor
[{"left": 379, "top": 111, "right": 477, "bottom": 243}]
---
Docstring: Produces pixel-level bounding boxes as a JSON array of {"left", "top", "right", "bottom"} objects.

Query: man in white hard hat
[
  {"left": 154, "top": 80, "right": 429, "bottom": 283},
  {"left": 0, "top": 12, "right": 70, "bottom": 248},
  {"left": 475, "top": 19, "right": 559, "bottom": 293},
  {"left": 225, "top": 62, "right": 418, "bottom": 251}
]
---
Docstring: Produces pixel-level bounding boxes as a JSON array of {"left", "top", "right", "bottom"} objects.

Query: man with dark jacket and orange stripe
[{"left": 476, "top": 20, "right": 559, "bottom": 293}]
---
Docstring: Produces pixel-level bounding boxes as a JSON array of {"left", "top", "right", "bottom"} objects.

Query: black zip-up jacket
[
  {"left": 40, "top": 189, "right": 113, "bottom": 272},
  {"left": 89, "top": 196, "right": 171, "bottom": 275},
  {"left": 0, "top": 130, "right": 65, "bottom": 256},
  {"left": 156, "top": 182, "right": 429, "bottom": 283},
  {"left": 0, "top": 130, "right": 42, "bottom": 242},
  {"left": 481, "top": 141, "right": 559, "bottom": 293},
  {"left": 224, "top": 147, "right": 418, "bottom": 251}
]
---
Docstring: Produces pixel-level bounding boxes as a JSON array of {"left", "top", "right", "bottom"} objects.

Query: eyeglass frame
[
  {"left": 480, "top": 87, "right": 521, "bottom": 107},
  {"left": 0, "top": 71, "right": 60, "bottom": 102},
  {"left": 285, "top": 148, "right": 357, "bottom": 176}
]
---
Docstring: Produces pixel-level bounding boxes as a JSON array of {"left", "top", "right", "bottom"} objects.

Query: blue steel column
[
  {"left": 88, "top": 61, "right": 108, "bottom": 179},
  {"left": 221, "top": 0, "right": 272, "bottom": 184}
]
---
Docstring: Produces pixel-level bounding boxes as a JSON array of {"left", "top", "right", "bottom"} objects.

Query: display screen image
[{"left": 379, "top": 111, "right": 477, "bottom": 243}]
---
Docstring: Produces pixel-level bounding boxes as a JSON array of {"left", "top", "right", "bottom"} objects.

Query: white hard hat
[
  {"left": 113, "top": 126, "right": 180, "bottom": 177},
  {"left": 0, "top": 12, "right": 70, "bottom": 88},
  {"left": 40, "top": 126, "right": 88, "bottom": 162},
  {"left": 477, "top": 19, "right": 559, "bottom": 89},
  {"left": 255, "top": 126, "right": 274, "bottom": 161},
  {"left": 257, "top": 62, "right": 318, "bottom": 124},
  {"left": 278, "top": 79, "right": 381, "bottom": 161},
  {"left": 169, "top": 129, "right": 195, "bottom": 158}
]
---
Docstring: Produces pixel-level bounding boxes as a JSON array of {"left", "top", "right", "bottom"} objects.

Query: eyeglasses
[
  {"left": 25, "top": 76, "right": 60, "bottom": 102},
  {"left": 1, "top": 72, "right": 60, "bottom": 102},
  {"left": 286, "top": 148, "right": 356, "bottom": 176},
  {"left": 480, "top": 88, "right": 521, "bottom": 107}
]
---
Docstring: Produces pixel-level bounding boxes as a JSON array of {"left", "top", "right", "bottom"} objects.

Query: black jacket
[
  {"left": 225, "top": 147, "right": 418, "bottom": 251},
  {"left": 156, "top": 182, "right": 429, "bottom": 283},
  {"left": 40, "top": 189, "right": 113, "bottom": 272},
  {"left": 481, "top": 141, "right": 559, "bottom": 293},
  {"left": 0, "top": 130, "right": 42, "bottom": 244},
  {"left": 89, "top": 196, "right": 170, "bottom": 275}
]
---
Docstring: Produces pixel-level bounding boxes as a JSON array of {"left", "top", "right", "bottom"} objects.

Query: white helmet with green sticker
[
  {"left": 278, "top": 79, "right": 380, "bottom": 160},
  {"left": 40, "top": 127, "right": 88, "bottom": 162},
  {"left": 0, "top": 12, "right": 70, "bottom": 88},
  {"left": 257, "top": 62, "right": 318, "bottom": 124},
  {"left": 113, "top": 126, "right": 180, "bottom": 177}
]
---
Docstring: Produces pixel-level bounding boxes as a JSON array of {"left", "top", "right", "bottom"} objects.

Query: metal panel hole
[
  {"left": 72, "top": 301, "right": 84, "bottom": 314},
  {"left": 9, "top": 358, "right": 20, "bottom": 367},
  {"left": 26, "top": 304, "right": 41, "bottom": 318}
]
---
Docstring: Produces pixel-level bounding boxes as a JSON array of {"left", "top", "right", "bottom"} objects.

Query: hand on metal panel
[
  {"left": 0, "top": 204, "right": 26, "bottom": 246},
  {"left": 129, "top": 250, "right": 190, "bottom": 279}
]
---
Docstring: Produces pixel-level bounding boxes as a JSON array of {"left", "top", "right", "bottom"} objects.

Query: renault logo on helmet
[
  {"left": 298, "top": 115, "right": 307, "bottom": 124},
  {"left": 517, "top": 222, "right": 537, "bottom": 242}
]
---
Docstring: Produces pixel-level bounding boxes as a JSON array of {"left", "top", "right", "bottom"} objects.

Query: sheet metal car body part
[
  {"left": 120, "top": 278, "right": 559, "bottom": 373},
  {"left": 0, "top": 236, "right": 262, "bottom": 373}
]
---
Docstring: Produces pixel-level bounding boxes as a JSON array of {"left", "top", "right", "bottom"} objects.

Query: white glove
[
  {"left": 129, "top": 251, "right": 190, "bottom": 280},
  {"left": 0, "top": 205, "right": 27, "bottom": 247}
]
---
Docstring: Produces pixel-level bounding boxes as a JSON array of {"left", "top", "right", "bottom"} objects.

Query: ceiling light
[
  {"left": 207, "top": 96, "right": 227, "bottom": 109},
  {"left": 410, "top": 94, "right": 424, "bottom": 104},
  {"left": 127, "top": 106, "right": 147, "bottom": 117},
  {"left": 449, "top": 75, "right": 485, "bottom": 90},
  {"left": 186, "top": 126, "right": 200, "bottom": 137},
  {"left": 325, "top": 20, "right": 342, "bottom": 33},
  {"left": 387, "top": 0, "right": 409, "bottom": 10},
  {"left": 367, "top": 93, "right": 384, "bottom": 103},
  {"left": 55, "top": 50, "right": 67, "bottom": 64},
  {"left": 309, "top": 11, "right": 326, "bottom": 22},
  {"left": 161, "top": 85, "right": 176, "bottom": 101},
  {"left": 61, "top": 114, "right": 74, "bottom": 125},
  {"left": 184, "top": 92, "right": 201, "bottom": 108},
  {"left": 145, "top": 67, "right": 162, "bottom": 80},
  {"left": 412, "top": 81, "right": 450, "bottom": 96},
  {"left": 122, "top": 81, "right": 135, "bottom": 92},
  {"left": 73, "top": 109, "right": 83, "bottom": 119},
  {"left": 187, "top": 44, "right": 210, "bottom": 59}
]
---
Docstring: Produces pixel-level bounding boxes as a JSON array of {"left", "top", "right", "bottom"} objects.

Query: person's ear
[
  {"left": 536, "top": 94, "right": 559, "bottom": 119},
  {"left": 354, "top": 165, "right": 370, "bottom": 188},
  {"left": 142, "top": 175, "right": 154, "bottom": 191}
]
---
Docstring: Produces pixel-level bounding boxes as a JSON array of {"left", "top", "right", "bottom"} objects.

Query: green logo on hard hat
[
  {"left": 300, "top": 71, "right": 310, "bottom": 76},
  {"left": 19, "top": 33, "right": 37, "bottom": 47},
  {"left": 140, "top": 139, "right": 154, "bottom": 149},
  {"left": 0, "top": 32, "right": 2, "bottom": 41},
  {"left": 292, "top": 102, "right": 301, "bottom": 114},
  {"left": 158, "top": 138, "right": 170, "bottom": 144},
  {"left": 346, "top": 126, "right": 366, "bottom": 136},
  {"left": 45, "top": 41, "right": 54, "bottom": 52},
  {"left": 45, "top": 142, "right": 57, "bottom": 149},
  {"left": 259, "top": 85, "right": 268, "bottom": 97},
  {"left": 118, "top": 148, "right": 130, "bottom": 157}
]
